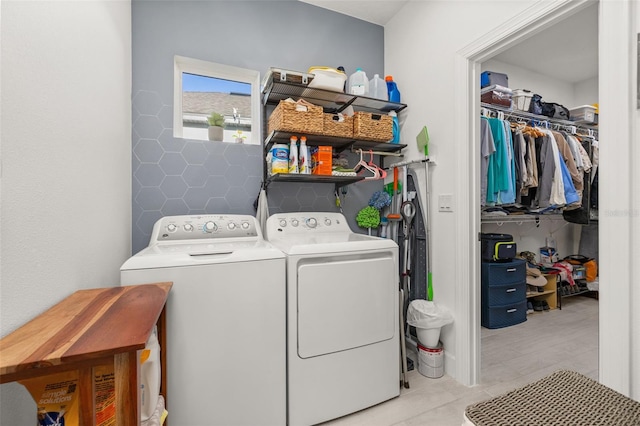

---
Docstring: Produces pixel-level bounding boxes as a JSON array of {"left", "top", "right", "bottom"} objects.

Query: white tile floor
[{"left": 322, "top": 295, "right": 599, "bottom": 426}]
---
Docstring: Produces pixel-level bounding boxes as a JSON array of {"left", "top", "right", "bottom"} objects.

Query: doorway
[{"left": 453, "top": 0, "right": 636, "bottom": 393}]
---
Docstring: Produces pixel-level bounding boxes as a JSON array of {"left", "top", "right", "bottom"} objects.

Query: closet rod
[
  {"left": 480, "top": 102, "right": 598, "bottom": 136},
  {"left": 351, "top": 147, "right": 404, "bottom": 157}
]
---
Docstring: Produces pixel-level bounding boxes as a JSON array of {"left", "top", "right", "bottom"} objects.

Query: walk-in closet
[{"left": 478, "top": 3, "right": 600, "bottom": 384}]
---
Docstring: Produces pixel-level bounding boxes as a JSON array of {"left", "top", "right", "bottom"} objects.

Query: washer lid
[
  {"left": 267, "top": 232, "right": 397, "bottom": 255},
  {"left": 121, "top": 239, "right": 284, "bottom": 270}
]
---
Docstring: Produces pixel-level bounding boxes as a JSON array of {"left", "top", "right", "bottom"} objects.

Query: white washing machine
[
  {"left": 265, "top": 212, "right": 399, "bottom": 426},
  {"left": 121, "top": 214, "right": 286, "bottom": 426}
]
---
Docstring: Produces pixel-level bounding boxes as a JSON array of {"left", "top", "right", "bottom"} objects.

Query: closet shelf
[
  {"left": 480, "top": 102, "right": 598, "bottom": 134},
  {"left": 481, "top": 214, "right": 566, "bottom": 224}
]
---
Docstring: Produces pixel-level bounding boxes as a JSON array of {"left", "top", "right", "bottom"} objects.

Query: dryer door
[{"left": 297, "top": 252, "right": 397, "bottom": 358}]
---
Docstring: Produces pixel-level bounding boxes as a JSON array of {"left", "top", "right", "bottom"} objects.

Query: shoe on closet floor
[
  {"left": 542, "top": 301, "right": 550, "bottom": 311},
  {"left": 532, "top": 300, "right": 544, "bottom": 312},
  {"left": 527, "top": 301, "right": 534, "bottom": 314}
]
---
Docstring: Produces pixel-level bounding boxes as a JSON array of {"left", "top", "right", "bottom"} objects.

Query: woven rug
[{"left": 465, "top": 370, "right": 640, "bottom": 425}]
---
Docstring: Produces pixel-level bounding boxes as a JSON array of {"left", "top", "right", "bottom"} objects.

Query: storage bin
[
  {"left": 264, "top": 67, "right": 314, "bottom": 87},
  {"left": 481, "top": 300, "right": 527, "bottom": 329},
  {"left": 268, "top": 100, "right": 323, "bottom": 135},
  {"left": 481, "top": 71, "right": 509, "bottom": 88},
  {"left": 307, "top": 67, "right": 347, "bottom": 92},
  {"left": 481, "top": 259, "right": 526, "bottom": 286},
  {"left": 569, "top": 105, "right": 597, "bottom": 124},
  {"left": 512, "top": 89, "right": 533, "bottom": 111},
  {"left": 482, "top": 281, "right": 526, "bottom": 306},
  {"left": 480, "top": 233, "right": 516, "bottom": 262},
  {"left": 322, "top": 113, "right": 353, "bottom": 138},
  {"left": 353, "top": 112, "right": 393, "bottom": 142},
  {"left": 481, "top": 85, "right": 512, "bottom": 108}
]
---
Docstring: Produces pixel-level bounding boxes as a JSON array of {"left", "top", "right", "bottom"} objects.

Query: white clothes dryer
[
  {"left": 265, "top": 212, "right": 399, "bottom": 426},
  {"left": 121, "top": 214, "right": 286, "bottom": 426}
]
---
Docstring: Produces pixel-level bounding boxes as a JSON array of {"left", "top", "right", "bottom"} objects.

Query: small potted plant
[
  {"left": 207, "top": 112, "right": 225, "bottom": 141},
  {"left": 232, "top": 130, "right": 247, "bottom": 144}
]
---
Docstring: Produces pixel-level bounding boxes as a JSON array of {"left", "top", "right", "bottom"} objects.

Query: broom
[{"left": 416, "top": 126, "right": 433, "bottom": 301}]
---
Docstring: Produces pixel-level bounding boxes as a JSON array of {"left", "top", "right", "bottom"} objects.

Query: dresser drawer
[
  {"left": 481, "top": 259, "right": 526, "bottom": 286},
  {"left": 482, "top": 281, "right": 526, "bottom": 306},
  {"left": 481, "top": 300, "right": 527, "bottom": 329}
]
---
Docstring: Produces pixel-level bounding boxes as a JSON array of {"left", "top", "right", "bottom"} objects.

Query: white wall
[
  {"left": 0, "top": 1, "right": 132, "bottom": 423},
  {"left": 384, "top": 0, "right": 536, "bottom": 380},
  {"left": 574, "top": 76, "right": 599, "bottom": 106},
  {"left": 630, "top": 0, "right": 640, "bottom": 399}
]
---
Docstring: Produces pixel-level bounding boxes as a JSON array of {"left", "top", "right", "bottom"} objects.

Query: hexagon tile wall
[{"left": 131, "top": 89, "right": 336, "bottom": 254}]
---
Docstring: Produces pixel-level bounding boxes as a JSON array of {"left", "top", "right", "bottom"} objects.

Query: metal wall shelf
[
  {"left": 263, "top": 76, "right": 407, "bottom": 114},
  {"left": 266, "top": 173, "right": 364, "bottom": 188}
]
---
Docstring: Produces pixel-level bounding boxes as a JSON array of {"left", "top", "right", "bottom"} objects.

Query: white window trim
[{"left": 173, "top": 55, "right": 261, "bottom": 141}]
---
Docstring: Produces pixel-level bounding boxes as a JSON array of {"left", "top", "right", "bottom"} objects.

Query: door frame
[{"left": 453, "top": 0, "right": 636, "bottom": 393}]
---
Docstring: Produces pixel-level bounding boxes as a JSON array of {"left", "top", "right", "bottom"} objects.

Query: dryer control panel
[
  {"left": 150, "top": 214, "right": 260, "bottom": 242},
  {"left": 266, "top": 212, "right": 351, "bottom": 236}
]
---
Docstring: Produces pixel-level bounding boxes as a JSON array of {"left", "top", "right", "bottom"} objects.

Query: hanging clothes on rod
[{"left": 480, "top": 103, "right": 598, "bottom": 216}]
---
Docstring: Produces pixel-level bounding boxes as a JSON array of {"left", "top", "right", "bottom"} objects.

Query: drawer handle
[
  {"left": 506, "top": 288, "right": 516, "bottom": 293},
  {"left": 507, "top": 308, "right": 517, "bottom": 313},
  {"left": 506, "top": 268, "right": 517, "bottom": 272}
]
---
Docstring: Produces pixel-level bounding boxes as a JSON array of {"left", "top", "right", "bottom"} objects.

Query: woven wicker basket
[
  {"left": 268, "top": 100, "right": 323, "bottom": 135},
  {"left": 353, "top": 112, "right": 393, "bottom": 142},
  {"left": 322, "top": 113, "right": 354, "bottom": 138},
  {"left": 270, "top": 68, "right": 314, "bottom": 86}
]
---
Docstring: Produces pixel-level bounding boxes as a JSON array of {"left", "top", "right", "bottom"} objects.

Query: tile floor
[{"left": 322, "top": 295, "right": 599, "bottom": 426}]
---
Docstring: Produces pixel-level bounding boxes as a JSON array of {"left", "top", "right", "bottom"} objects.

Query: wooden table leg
[
  {"left": 78, "top": 367, "right": 95, "bottom": 426},
  {"left": 115, "top": 351, "right": 139, "bottom": 425}
]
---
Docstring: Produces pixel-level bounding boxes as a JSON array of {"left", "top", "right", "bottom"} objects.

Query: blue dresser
[{"left": 481, "top": 259, "right": 527, "bottom": 329}]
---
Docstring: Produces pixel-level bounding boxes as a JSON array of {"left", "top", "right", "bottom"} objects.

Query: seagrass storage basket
[
  {"left": 353, "top": 112, "right": 393, "bottom": 142},
  {"left": 268, "top": 100, "right": 323, "bottom": 135},
  {"left": 322, "top": 113, "right": 354, "bottom": 138}
]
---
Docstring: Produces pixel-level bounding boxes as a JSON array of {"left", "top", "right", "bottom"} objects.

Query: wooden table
[{"left": 0, "top": 282, "right": 172, "bottom": 425}]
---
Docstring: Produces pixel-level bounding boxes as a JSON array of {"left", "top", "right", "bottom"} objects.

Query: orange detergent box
[{"left": 312, "top": 146, "right": 332, "bottom": 175}]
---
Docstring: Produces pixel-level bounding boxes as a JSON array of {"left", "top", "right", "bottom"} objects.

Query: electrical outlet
[{"left": 438, "top": 194, "right": 453, "bottom": 212}]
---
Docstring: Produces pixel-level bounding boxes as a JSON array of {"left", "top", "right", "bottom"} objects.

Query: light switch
[{"left": 438, "top": 194, "right": 453, "bottom": 212}]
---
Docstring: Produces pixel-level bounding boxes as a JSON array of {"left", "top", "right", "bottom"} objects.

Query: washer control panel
[
  {"left": 266, "top": 212, "right": 350, "bottom": 236},
  {"left": 151, "top": 214, "right": 259, "bottom": 242}
]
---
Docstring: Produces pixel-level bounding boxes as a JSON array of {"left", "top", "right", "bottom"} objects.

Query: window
[{"left": 173, "top": 56, "right": 261, "bottom": 144}]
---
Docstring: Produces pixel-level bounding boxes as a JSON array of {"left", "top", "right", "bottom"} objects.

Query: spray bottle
[{"left": 288, "top": 136, "right": 298, "bottom": 174}]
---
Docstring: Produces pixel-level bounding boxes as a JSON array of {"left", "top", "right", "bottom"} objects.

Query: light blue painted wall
[{"left": 132, "top": 0, "right": 385, "bottom": 253}]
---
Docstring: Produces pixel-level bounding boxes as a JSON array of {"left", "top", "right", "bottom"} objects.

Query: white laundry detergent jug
[{"left": 140, "top": 326, "right": 161, "bottom": 422}]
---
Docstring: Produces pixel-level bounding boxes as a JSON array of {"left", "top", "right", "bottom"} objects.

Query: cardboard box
[{"left": 311, "top": 146, "right": 332, "bottom": 175}]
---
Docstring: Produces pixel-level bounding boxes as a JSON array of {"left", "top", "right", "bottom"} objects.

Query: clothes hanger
[
  {"left": 367, "top": 150, "right": 387, "bottom": 180},
  {"left": 354, "top": 149, "right": 379, "bottom": 179}
]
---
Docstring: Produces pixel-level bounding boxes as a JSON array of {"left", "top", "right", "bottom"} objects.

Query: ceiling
[
  {"left": 299, "top": 0, "right": 408, "bottom": 26},
  {"left": 492, "top": 4, "right": 599, "bottom": 83},
  {"left": 299, "top": 1, "right": 598, "bottom": 84}
]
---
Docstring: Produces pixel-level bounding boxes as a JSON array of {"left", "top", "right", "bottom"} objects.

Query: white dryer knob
[
  {"left": 204, "top": 221, "right": 217, "bottom": 233},
  {"left": 324, "top": 218, "right": 332, "bottom": 226},
  {"left": 184, "top": 223, "right": 194, "bottom": 232},
  {"left": 167, "top": 224, "right": 177, "bottom": 232},
  {"left": 228, "top": 222, "right": 237, "bottom": 230},
  {"left": 241, "top": 222, "right": 250, "bottom": 230},
  {"left": 306, "top": 218, "right": 317, "bottom": 228},
  {"left": 291, "top": 219, "right": 299, "bottom": 227},
  {"left": 279, "top": 219, "right": 287, "bottom": 227}
]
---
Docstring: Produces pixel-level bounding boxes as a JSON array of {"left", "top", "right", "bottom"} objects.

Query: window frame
[{"left": 173, "top": 55, "right": 261, "bottom": 143}]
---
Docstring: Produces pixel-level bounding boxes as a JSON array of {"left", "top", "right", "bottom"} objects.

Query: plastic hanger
[
  {"left": 354, "top": 149, "right": 379, "bottom": 179},
  {"left": 368, "top": 150, "right": 387, "bottom": 179}
]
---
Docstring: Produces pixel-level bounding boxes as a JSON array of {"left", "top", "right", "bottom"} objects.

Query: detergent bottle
[
  {"left": 369, "top": 74, "right": 388, "bottom": 100},
  {"left": 348, "top": 68, "right": 369, "bottom": 96},
  {"left": 299, "top": 136, "right": 310, "bottom": 174},
  {"left": 385, "top": 75, "right": 401, "bottom": 103},
  {"left": 288, "top": 136, "right": 299, "bottom": 174},
  {"left": 389, "top": 110, "right": 400, "bottom": 144}
]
